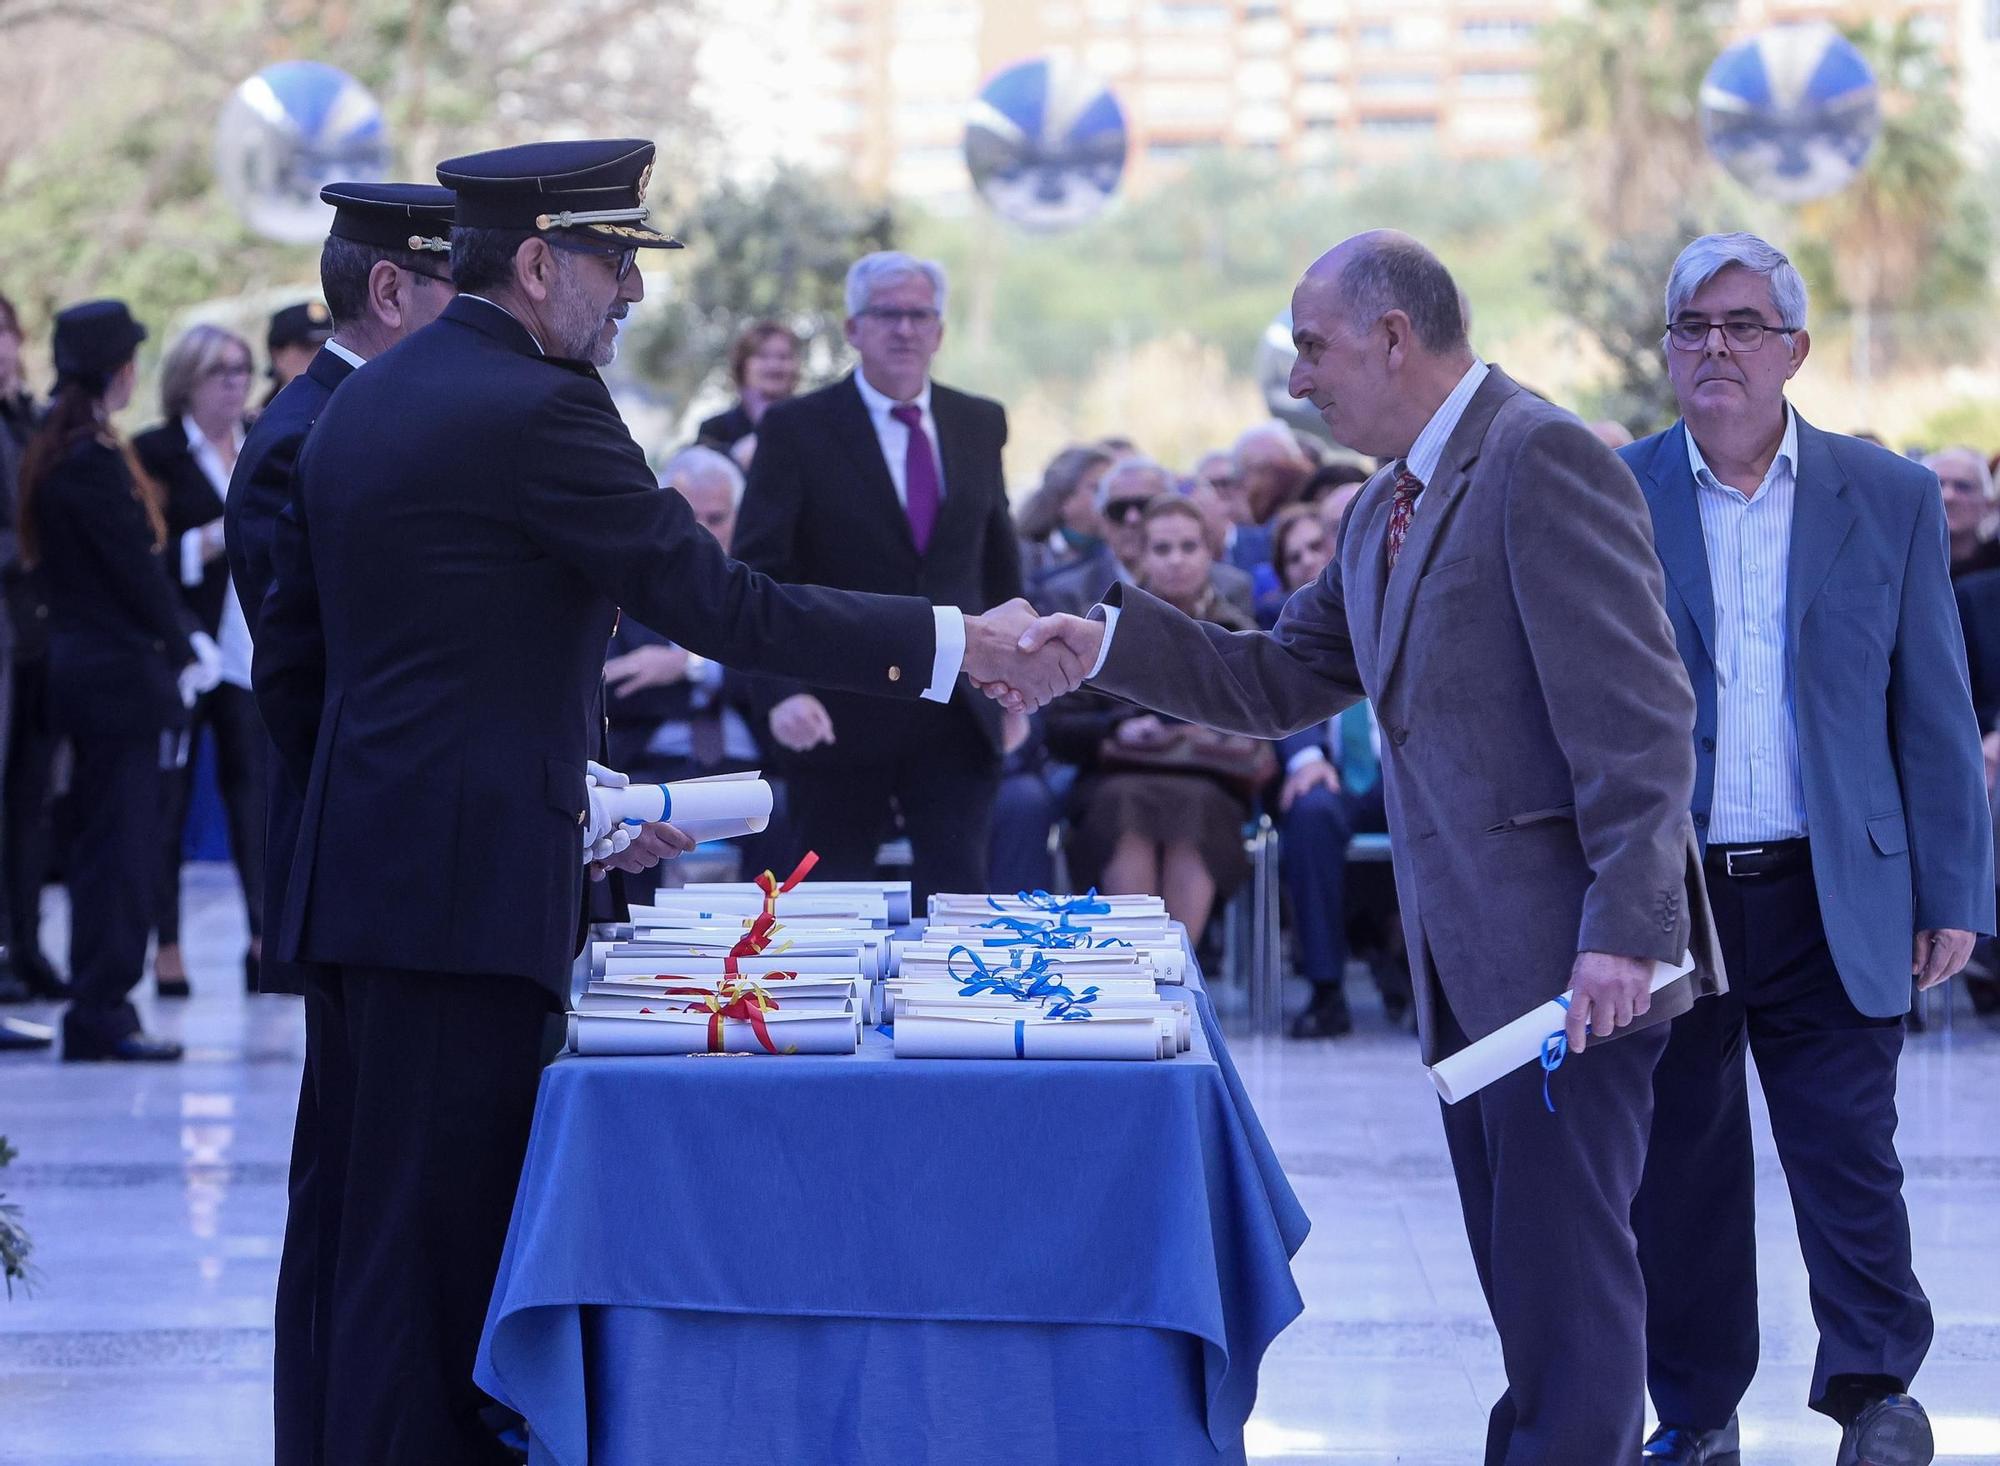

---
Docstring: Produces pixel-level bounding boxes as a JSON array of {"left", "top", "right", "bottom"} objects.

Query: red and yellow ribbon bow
[{"left": 755, "top": 851, "right": 820, "bottom": 921}]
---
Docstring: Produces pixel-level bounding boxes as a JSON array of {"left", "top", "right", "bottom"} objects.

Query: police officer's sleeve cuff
[
  {"left": 923, "top": 607, "right": 964, "bottom": 703},
  {"left": 1085, "top": 604, "right": 1119, "bottom": 680}
]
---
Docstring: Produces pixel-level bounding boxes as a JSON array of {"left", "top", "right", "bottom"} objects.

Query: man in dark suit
[
  {"left": 1007, "top": 231, "right": 1721, "bottom": 1464},
  {"left": 733, "top": 250, "right": 1022, "bottom": 902},
  {"left": 253, "top": 140, "right": 1066, "bottom": 1466},
  {"left": 1624, "top": 232, "right": 1992, "bottom": 1466},
  {"left": 224, "top": 180, "right": 456, "bottom": 1466}
]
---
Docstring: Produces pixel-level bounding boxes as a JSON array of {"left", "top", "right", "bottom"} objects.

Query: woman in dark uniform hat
[{"left": 15, "top": 300, "right": 215, "bottom": 1061}]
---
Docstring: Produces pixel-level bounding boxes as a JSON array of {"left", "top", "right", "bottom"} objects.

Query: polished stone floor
[{"left": 2, "top": 866, "right": 1997, "bottom": 1464}]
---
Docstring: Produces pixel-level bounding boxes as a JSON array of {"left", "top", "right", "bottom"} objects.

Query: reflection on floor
[{"left": 2, "top": 867, "right": 1997, "bottom": 1464}]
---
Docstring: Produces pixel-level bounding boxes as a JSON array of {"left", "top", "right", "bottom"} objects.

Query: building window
[
  {"left": 1460, "top": 19, "right": 1538, "bottom": 47},
  {"left": 1458, "top": 68, "right": 1534, "bottom": 97},
  {"left": 1358, "top": 113, "right": 1438, "bottom": 135},
  {"left": 1357, "top": 23, "right": 1394, "bottom": 47}
]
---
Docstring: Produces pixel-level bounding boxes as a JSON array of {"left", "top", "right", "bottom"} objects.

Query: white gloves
[
  {"left": 583, "top": 760, "right": 634, "bottom": 864},
  {"left": 177, "top": 631, "right": 224, "bottom": 708}
]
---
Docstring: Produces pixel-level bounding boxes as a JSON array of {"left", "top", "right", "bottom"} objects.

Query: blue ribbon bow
[
  {"left": 1540, "top": 995, "right": 1572, "bottom": 1113},
  {"left": 990, "top": 888, "right": 1112, "bottom": 918},
  {"left": 945, "top": 946, "right": 1095, "bottom": 1018}
]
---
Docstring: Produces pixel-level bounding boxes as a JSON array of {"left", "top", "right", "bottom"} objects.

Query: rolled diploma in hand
[
  {"left": 597, "top": 772, "right": 773, "bottom": 842},
  {"left": 1427, "top": 952, "right": 1696, "bottom": 1104}
]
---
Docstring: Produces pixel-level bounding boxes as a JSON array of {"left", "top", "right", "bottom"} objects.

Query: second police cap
[
  {"left": 52, "top": 299, "right": 147, "bottom": 383},
  {"left": 266, "top": 301, "right": 333, "bottom": 354},
  {"left": 434, "top": 139, "right": 682, "bottom": 249},
  {"left": 319, "top": 180, "right": 457, "bottom": 256}
]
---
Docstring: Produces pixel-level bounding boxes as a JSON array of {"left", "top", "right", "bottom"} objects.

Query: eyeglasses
[
  {"left": 1666, "top": 319, "right": 1799, "bottom": 352},
  {"left": 406, "top": 266, "right": 454, "bottom": 287},
  {"left": 204, "top": 362, "right": 253, "bottom": 381},
  {"left": 550, "top": 238, "right": 640, "bottom": 284},
  {"left": 858, "top": 307, "right": 940, "bottom": 329},
  {"left": 1105, "top": 499, "right": 1151, "bottom": 524}
]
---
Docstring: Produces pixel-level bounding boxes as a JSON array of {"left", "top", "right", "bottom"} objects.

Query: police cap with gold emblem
[
  {"left": 266, "top": 301, "right": 333, "bottom": 357},
  {"left": 318, "top": 180, "right": 457, "bottom": 257},
  {"left": 434, "top": 138, "right": 682, "bottom": 249}
]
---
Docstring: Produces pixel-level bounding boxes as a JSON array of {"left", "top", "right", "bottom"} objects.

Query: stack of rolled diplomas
[
  {"left": 888, "top": 891, "right": 1191, "bottom": 1062},
  {"left": 564, "top": 849, "right": 902, "bottom": 1057}
]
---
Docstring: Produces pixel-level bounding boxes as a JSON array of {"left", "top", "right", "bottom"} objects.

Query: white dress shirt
[
  {"left": 178, "top": 416, "right": 252, "bottom": 690},
  {"left": 1689, "top": 407, "right": 1806, "bottom": 843},
  {"left": 852, "top": 367, "right": 946, "bottom": 509},
  {"left": 323, "top": 339, "right": 367, "bottom": 370},
  {"left": 1087, "top": 358, "right": 1491, "bottom": 678}
]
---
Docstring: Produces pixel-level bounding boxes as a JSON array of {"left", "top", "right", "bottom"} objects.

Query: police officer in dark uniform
[
  {"left": 261, "top": 300, "right": 333, "bottom": 409},
  {"left": 16, "top": 301, "right": 212, "bottom": 1061},
  {"left": 0, "top": 290, "right": 66, "bottom": 1006},
  {"left": 254, "top": 138, "right": 1059, "bottom": 1465},
  {"left": 224, "top": 180, "right": 456, "bottom": 1457}
]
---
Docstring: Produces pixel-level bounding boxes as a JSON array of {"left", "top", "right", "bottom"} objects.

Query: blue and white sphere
[
  {"left": 214, "top": 62, "right": 393, "bottom": 244},
  {"left": 965, "top": 58, "right": 1127, "bottom": 233},
  {"left": 1700, "top": 22, "right": 1879, "bottom": 205}
]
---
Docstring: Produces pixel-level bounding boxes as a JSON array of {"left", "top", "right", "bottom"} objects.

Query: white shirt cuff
[
  {"left": 1085, "top": 604, "right": 1119, "bottom": 680},
  {"left": 1286, "top": 746, "right": 1328, "bottom": 776},
  {"left": 180, "top": 528, "right": 206, "bottom": 587},
  {"left": 923, "top": 606, "right": 964, "bottom": 703}
]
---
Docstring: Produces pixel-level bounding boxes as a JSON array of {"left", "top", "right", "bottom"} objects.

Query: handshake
[{"left": 962, "top": 601, "right": 1105, "bottom": 712}]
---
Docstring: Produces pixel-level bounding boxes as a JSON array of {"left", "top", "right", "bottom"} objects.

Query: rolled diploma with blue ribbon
[
  {"left": 597, "top": 774, "right": 773, "bottom": 842},
  {"left": 1426, "top": 952, "right": 1696, "bottom": 1104},
  {"left": 892, "top": 1013, "right": 1165, "bottom": 1061}
]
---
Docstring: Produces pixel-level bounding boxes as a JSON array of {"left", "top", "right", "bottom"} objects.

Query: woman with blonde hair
[
  {"left": 17, "top": 301, "right": 215, "bottom": 1060},
  {"left": 134, "top": 321, "right": 261, "bottom": 996}
]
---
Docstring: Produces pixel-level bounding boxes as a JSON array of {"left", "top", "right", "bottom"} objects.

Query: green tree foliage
[{"left": 620, "top": 167, "right": 895, "bottom": 409}]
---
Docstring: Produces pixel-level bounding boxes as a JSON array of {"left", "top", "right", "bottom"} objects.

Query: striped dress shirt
[{"left": 1689, "top": 408, "right": 1807, "bottom": 843}]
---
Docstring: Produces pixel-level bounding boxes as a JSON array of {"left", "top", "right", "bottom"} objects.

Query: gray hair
[
  {"left": 1925, "top": 445, "right": 1997, "bottom": 504},
  {"left": 1665, "top": 232, "right": 1810, "bottom": 332},
  {"left": 1335, "top": 234, "right": 1468, "bottom": 353},
  {"left": 1095, "top": 454, "right": 1174, "bottom": 511},
  {"left": 661, "top": 443, "right": 745, "bottom": 508},
  {"left": 159, "top": 322, "right": 254, "bottom": 420},
  {"left": 844, "top": 251, "right": 949, "bottom": 318}
]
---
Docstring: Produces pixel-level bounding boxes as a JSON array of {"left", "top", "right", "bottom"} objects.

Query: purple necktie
[{"left": 890, "top": 402, "right": 940, "bottom": 554}]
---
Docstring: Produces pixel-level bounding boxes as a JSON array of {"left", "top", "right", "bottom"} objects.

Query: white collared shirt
[
  {"left": 1688, "top": 407, "right": 1806, "bottom": 843},
  {"left": 178, "top": 415, "right": 253, "bottom": 689},
  {"left": 852, "top": 368, "right": 945, "bottom": 509},
  {"left": 1085, "top": 358, "right": 1491, "bottom": 678},
  {"left": 323, "top": 339, "right": 367, "bottom": 370},
  {"left": 1400, "top": 358, "right": 1490, "bottom": 505}
]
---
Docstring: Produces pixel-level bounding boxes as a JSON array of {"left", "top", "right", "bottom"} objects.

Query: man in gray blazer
[
  {"left": 1002, "top": 231, "right": 1721, "bottom": 1465},
  {"left": 1623, "top": 233, "right": 1992, "bottom": 1466}
]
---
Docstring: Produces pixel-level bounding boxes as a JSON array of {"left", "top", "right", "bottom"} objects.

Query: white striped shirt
[
  {"left": 1689, "top": 409, "right": 1806, "bottom": 843},
  {"left": 1402, "top": 359, "right": 1490, "bottom": 501}
]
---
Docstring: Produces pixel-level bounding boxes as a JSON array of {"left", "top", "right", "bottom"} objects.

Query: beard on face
[{"left": 550, "top": 253, "right": 621, "bottom": 366}]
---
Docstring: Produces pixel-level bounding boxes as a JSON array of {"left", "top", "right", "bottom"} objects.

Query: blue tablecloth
[{"left": 477, "top": 957, "right": 1307, "bottom": 1466}]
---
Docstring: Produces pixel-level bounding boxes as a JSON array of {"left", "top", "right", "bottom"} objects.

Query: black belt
[{"left": 1704, "top": 838, "right": 1810, "bottom": 880}]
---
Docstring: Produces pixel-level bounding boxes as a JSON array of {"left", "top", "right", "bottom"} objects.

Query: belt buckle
[{"left": 1724, "top": 846, "right": 1764, "bottom": 878}]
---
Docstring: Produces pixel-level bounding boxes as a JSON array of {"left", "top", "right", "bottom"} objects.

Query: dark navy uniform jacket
[
  {"left": 226, "top": 345, "right": 354, "bottom": 995},
  {"left": 254, "top": 297, "right": 935, "bottom": 995}
]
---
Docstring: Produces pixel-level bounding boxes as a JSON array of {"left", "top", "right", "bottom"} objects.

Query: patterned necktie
[
  {"left": 1385, "top": 467, "right": 1425, "bottom": 569},
  {"left": 890, "top": 402, "right": 940, "bottom": 554}
]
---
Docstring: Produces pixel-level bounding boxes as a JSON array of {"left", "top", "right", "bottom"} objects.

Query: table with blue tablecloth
[{"left": 476, "top": 949, "right": 1307, "bottom": 1466}]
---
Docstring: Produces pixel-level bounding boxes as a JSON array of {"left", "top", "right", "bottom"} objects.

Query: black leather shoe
[
  {"left": 0, "top": 1017, "right": 54, "bottom": 1051},
  {"left": 155, "top": 975, "right": 191, "bottom": 999},
  {"left": 1837, "top": 1394, "right": 1933, "bottom": 1466},
  {"left": 243, "top": 950, "right": 261, "bottom": 993},
  {"left": 1288, "top": 988, "right": 1352, "bottom": 1039},
  {"left": 61, "top": 1031, "right": 185, "bottom": 1063},
  {"left": 0, "top": 950, "right": 70, "bottom": 1002},
  {"left": 1642, "top": 1417, "right": 1740, "bottom": 1463}
]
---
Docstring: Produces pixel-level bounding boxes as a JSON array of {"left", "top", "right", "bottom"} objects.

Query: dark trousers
[
  {"left": 3, "top": 655, "right": 57, "bottom": 964},
  {"left": 1281, "top": 783, "right": 1407, "bottom": 997},
  {"left": 787, "top": 711, "right": 1000, "bottom": 907},
  {"left": 987, "top": 763, "right": 1074, "bottom": 896},
  {"left": 156, "top": 681, "right": 266, "bottom": 944},
  {"left": 60, "top": 721, "right": 169, "bottom": 1047},
  {"left": 1633, "top": 858, "right": 1927, "bottom": 1426},
  {"left": 1437, "top": 990, "right": 1666, "bottom": 1465},
  {"left": 274, "top": 964, "right": 556, "bottom": 1466}
]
